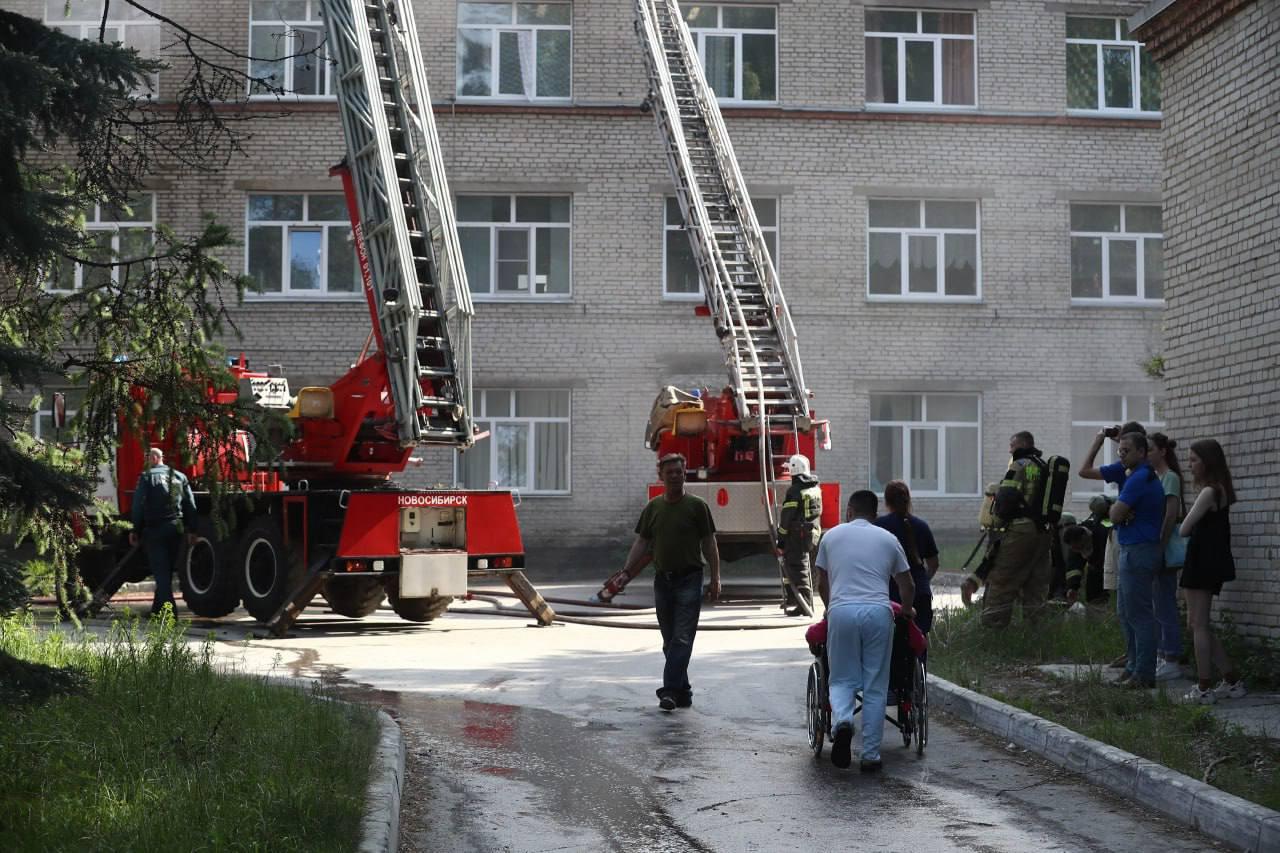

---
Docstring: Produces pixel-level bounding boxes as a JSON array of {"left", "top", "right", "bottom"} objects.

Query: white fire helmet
[{"left": 784, "top": 454, "right": 810, "bottom": 477}]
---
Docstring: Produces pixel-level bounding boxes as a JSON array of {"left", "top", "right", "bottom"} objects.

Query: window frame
[
  {"left": 456, "top": 194, "right": 573, "bottom": 301},
  {"left": 455, "top": 1, "right": 574, "bottom": 103},
  {"left": 45, "top": 194, "right": 156, "bottom": 293},
  {"left": 662, "top": 195, "right": 779, "bottom": 301},
  {"left": 45, "top": 0, "right": 161, "bottom": 96},
  {"left": 1065, "top": 16, "right": 1161, "bottom": 116},
  {"left": 454, "top": 388, "right": 572, "bottom": 495},
  {"left": 868, "top": 392, "right": 982, "bottom": 498},
  {"left": 244, "top": 192, "right": 362, "bottom": 300},
  {"left": 1070, "top": 394, "right": 1164, "bottom": 497},
  {"left": 247, "top": 0, "right": 334, "bottom": 99},
  {"left": 864, "top": 8, "right": 977, "bottom": 110},
  {"left": 683, "top": 4, "right": 779, "bottom": 104},
  {"left": 1069, "top": 203, "right": 1164, "bottom": 305},
  {"left": 866, "top": 198, "right": 982, "bottom": 302}
]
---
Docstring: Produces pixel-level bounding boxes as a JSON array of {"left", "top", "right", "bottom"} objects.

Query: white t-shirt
[{"left": 815, "top": 519, "right": 910, "bottom": 610}]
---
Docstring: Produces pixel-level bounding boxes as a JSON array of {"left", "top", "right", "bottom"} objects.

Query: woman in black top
[
  {"left": 876, "top": 480, "right": 939, "bottom": 635},
  {"left": 1179, "top": 439, "right": 1243, "bottom": 704}
]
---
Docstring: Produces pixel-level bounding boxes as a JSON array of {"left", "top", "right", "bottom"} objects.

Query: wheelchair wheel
[
  {"left": 913, "top": 658, "right": 929, "bottom": 756},
  {"left": 806, "top": 661, "right": 826, "bottom": 756}
]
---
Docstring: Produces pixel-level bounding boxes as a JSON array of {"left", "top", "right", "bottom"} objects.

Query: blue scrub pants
[{"left": 827, "top": 602, "right": 894, "bottom": 761}]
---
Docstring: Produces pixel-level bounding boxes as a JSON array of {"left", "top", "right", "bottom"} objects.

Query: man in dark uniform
[
  {"left": 776, "top": 453, "right": 822, "bottom": 617},
  {"left": 616, "top": 453, "right": 721, "bottom": 711},
  {"left": 129, "top": 447, "right": 198, "bottom": 615}
]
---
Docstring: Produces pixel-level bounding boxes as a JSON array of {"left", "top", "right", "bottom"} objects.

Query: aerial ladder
[{"left": 592, "top": 1, "right": 839, "bottom": 611}]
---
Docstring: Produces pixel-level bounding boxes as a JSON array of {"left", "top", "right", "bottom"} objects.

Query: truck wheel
[
  {"left": 178, "top": 517, "right": 240, "bottom": 618},
  {"left": 384, "top": 582, "right": 452, "bottom": 623},
  {"left": 321, "top": 577, "right": 386, "bottom": 618},
  {"left": 236, "top": 518, "right": 302, "bottom": 623}
]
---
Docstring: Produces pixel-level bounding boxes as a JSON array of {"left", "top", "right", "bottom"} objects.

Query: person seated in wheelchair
[{"left": 814, "top": 489, "right": 916, "bottom": 772}]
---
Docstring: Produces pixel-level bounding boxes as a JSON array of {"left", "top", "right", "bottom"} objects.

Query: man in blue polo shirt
[{"left": 1108, "top": 432, "right": 1166, "bottom": 688}]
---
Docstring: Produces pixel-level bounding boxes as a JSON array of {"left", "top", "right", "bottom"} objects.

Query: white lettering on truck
[{"left": 396, "top": 494, "right": 468, "bottom": 507}]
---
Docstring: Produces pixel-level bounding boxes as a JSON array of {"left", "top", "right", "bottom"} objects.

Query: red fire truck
[{"left": 80, "top": 0, "right": 551, "bottom": 633}]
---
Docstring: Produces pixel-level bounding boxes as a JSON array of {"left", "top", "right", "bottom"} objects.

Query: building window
[
  {"left": 456, "top": 2, "right": 572, "bottom": 100},
  {"left": 1065, "top": 17, "right": 1160, "bottom": 114},
  {"left": 664, "top": 196, "right": 778, "bottom": 299},
  {"left": 1070, "top": 395, "right": 1164, "bottom": 496},
  {"left": 457, "top": 195, "right": 571, "bottom": 298},
  {"left": 682, "top": 5, "right": 777, "bottom": 103},
  {"left": 870, "top": 393, "right": 980, "bottom": 496},
  {"left": 47, "top": 194, "right": 155, "bottom": 293},
  {"left": 457, "top": 389, "right": 570, "bottom": 494},
  {"left": 45, "top": 0, "right": 160, "bottom": 96},
  {"left": 865, "top": 9, "right": 975, "bottom": 108},
  {"left": 31, "top": 390, "right": 82, "bottom": 440},
  {"left": 245, "top": 193, "right": 359, "bottom": 298},
  {"left": 248, "top": 0, "right": 332, "bottom": 97},
  {"left": 867, "top": 199, "right": 979, "bottom": 300},
  {"left": 1070, "top": 204, "right": 1163, "bottom": 302}
]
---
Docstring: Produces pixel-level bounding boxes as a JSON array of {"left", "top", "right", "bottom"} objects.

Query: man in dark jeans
[
  {"left": 129, "top": 447, "right": 198, "bottom": 616},
  {"left": 617, "top": 453, "right": 721, "bottom": 711}
]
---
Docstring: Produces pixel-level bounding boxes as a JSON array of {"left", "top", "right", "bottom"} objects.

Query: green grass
[
  {"left": 930, "top": 605, "right": 1280, "bottom": 811},
  {"left": 0, "top": 612, "right": 379, "bottom": 853}
]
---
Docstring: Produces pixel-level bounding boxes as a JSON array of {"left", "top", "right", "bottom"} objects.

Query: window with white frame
[
  {"left": 31, "top": 390, "right": 81, "bottom": 441},
  {"left": 664, "top": 196, "right": 778, "bottom": 299},
  {"left": 682, "top": 5, "right": 777, "bottom": 102},
  {"left": 1070, "top": 204, "right": 1163, "bottom": 302},
  {"left": 248, "top": 0, "right": 332, "bottom": 97},
  {"left": 1070, "top": 395, "right": 1164, "bottom": 496},
  {"left": 456, "top": 2, "right": 572, "bottom": 100},
  {"left": 870, "top": 393, "right": 980, "bottom": 496},
  {"left": 457, "top": 195, "right": 571, "bottom": 298},
  {"left": 1066, "top": 17, "right": 1160, "bottom": 114},
  {"left": 457, "top": 389, "right": 570, "bottom": 493},
  {"left": 47, "top": 194, "right": 155, "bottom": 293},
  {"left": 245, "top": 194, "right": 359, "bottom": 297},
  {"left": 867, "top": 199, "right": 979, "bottom": 299},
  {"left": 865, "top": 9, "right": 975, "bottom": 108},
  {"left": 45, "top": 0, "right": 161, "bottom": 96}
]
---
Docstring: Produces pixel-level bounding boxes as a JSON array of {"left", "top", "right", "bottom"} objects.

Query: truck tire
[
  {"left": 321, "top": 577, "right": 386, "bottom": 618},
  {"left": 384, "top": 582, "right": 452, "bottom": 623},
  {"left": 235, "top": 518, "right": 303, "bottom": 623},
  {"left": 178, "top": 517, "right": 240, "bottom": 618}
]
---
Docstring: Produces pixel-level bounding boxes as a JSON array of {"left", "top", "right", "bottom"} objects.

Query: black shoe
[
  {"left": 859, "top": 758, "right": 883, "bottom": 773},
  {"left": 675, "top": 695, "right": 693, "bottom": 709},
  {"left": 658, "top": 695, "right": 676, "bottom": 711},
  {"left": 785, "top": 606, "right": 806, "bottom": 617},
  {"left": 831, "top": 723, "right": 853, "bottom": 769}
]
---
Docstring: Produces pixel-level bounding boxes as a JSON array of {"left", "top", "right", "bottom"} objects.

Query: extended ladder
[
  {"left": 321, "top": 0, "right": 474, "bottom": 447},
  {"left": 635, "top": 0, "right": 810, "bottom": 439}
]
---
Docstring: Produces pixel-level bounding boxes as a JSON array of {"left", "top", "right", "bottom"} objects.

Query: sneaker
[
  {"left": 1108, "top": 654, "right": 1128, "bottom": 669},
  {"left": 658, "top": 696, "right": 676, "bottom": 711},
  {"left": 831, "top": 723, "right": 853, "bottom": 769},
  {"left": 1183, "top": 685, "right": 1217, "bottom": 705},
  {"left": 1212, "top": 680, "right": 1247, "bottom": 700},
  {"left": 1155, "top": 660, "right": 1182, "bottom": 681},
  {"left": 859, "top": 758, "right": 883, "bottom": 773}
]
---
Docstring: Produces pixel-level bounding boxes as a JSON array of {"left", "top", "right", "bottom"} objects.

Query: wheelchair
[{"left": 805, "top": 613, "right": 929, "bottom": 757}]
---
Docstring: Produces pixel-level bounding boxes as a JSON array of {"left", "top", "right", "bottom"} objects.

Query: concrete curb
[
  {"left": 930, "top": 674, "right": 1280, "bottom": 852},
  {"left": 359, "top": 709, "right": 406, "bottom": 853}
]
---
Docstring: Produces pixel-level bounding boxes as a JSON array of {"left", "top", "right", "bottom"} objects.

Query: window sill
[
  {"left": 865, "top": 103, "right": 979, "bottom": 114},
  {"left": 663, "top": 293, "right": 706, "bottom": 303},
  {"left": 866, "top": 294, "right": 982, "bottom": 304},
  {"left": 247, "top": 94, "right": 337, "bottom": 102},
  {"left": 717, "top": 100, "right": 780, "bottom": 108},
  {"left": 243, "top": 294, "right": 365, "bottom": 302},
  {"left": 1066, "top": 108, "right": 1162, "bottom": 120},
  {"left": 453, "top": 96, "right": 574, "bottom": 106},
  {"left": 472, "top": 294, "right": 574, "bottom": 304},
  {"left": 1070, "top": 298, "right": 1164, "bottom": 308}
]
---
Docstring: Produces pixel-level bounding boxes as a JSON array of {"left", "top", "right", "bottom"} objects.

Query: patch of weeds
[{"left": 0, "top": 612, "right": 379, "bottom": 852}]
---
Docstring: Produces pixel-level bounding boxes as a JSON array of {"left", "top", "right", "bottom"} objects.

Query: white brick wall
[{"left": 1142, "top": 0, "right": 1280, "bottom": 639}]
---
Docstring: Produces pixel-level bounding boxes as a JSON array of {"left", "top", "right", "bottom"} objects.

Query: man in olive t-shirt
[{"left": 617, "top": 453, "right": 721, "bottom": 711}]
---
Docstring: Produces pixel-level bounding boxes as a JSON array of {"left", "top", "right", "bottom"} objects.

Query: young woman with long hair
[
  {"left": 875, "top": 480, "right": 939, "bottom": 637},
  {"left": 1148, "top": 433, "right": 1184, "bottom": 680},
  {"left": 1178, "top": 439, "right": 1243, "bottom": 704}
]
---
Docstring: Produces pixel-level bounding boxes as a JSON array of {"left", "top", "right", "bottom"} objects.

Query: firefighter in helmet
[{"left": 776, "top": 453, "right": 822, "bottom": 617}]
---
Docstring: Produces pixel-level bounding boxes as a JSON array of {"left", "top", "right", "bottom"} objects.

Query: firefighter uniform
[
  {"left": 977, "top": 449, "right": 1053, "bottom": 628},
  {"left": 776, "top": 454, "right": 822, "bottom": 614}
]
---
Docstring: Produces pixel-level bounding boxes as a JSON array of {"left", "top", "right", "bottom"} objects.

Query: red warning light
[{"left": 717, "top": 488, "right": 729, "bottom": 507}]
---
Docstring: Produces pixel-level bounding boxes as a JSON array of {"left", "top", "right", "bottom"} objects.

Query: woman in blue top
[{"left": 876, "top": 480, "right": 939, "bottom": 636}]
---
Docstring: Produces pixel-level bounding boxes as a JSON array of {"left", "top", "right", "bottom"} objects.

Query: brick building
[
  {"left": 1132, "top": 0, "right": 1279, "bottom": 638},
  {"left": 24, "top": 0, "right": 1170, "bottom": 563}
]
